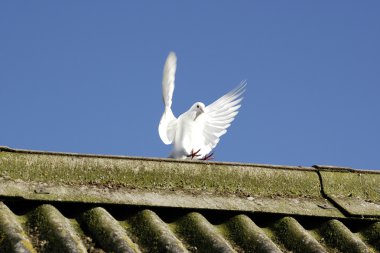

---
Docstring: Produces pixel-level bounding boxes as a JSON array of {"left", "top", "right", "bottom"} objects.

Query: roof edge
[
  {"left": 1, "top": 146, "right": 379, "bottom": 218},
  {"left": 0, "top": 146, "right": 315, "bottom": 171}
]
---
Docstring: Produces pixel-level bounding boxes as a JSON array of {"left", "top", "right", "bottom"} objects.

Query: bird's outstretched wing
[
  {"left": 161, "top": 52, "right": 176, "bottom": 108},
  {"left": 200, "top": 80, "right": 246, "bottom": 153},
  {"left": 159, "top": 52, "right": 178, "bottom": 144}
]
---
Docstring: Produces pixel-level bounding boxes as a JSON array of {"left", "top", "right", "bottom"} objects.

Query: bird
[{"left": 158, "top": 52, "right": 246, "bottom": 160}]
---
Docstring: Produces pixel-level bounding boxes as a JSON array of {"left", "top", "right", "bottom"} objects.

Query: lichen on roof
[
  {"left": 0, "top": 150, "right": 319, "bottom": 198},
  {"left": 0, "top": 147, "right": 379, "bottom": 218},
  {"left": 0, "top": 147, "right": 380, "bottom": 252}
]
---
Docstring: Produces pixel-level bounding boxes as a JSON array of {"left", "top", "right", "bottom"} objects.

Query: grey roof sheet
[
  {"left": 0, "top": 147, "right": 380, "bottom": 252},
  {"left": 0, "top": 201, "right": 379, "bottom": 253}
]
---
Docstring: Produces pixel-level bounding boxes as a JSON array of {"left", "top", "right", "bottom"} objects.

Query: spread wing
[
  {"left": 200, "top": 80, "right": 246, "bottom": 153},
  {"left": 158, "top": 52, "right": 178, "bottom": 144}
]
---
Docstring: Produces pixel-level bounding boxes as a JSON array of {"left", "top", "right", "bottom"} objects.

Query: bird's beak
[{"left": 194, "top": 107, "right": 204, "bottom": 120}]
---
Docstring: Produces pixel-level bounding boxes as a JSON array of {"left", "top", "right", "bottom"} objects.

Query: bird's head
[{"left": 190, "top": 102, "right": 206, "bottom": 120}]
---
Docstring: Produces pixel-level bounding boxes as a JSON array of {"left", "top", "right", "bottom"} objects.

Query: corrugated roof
[
  {"left": 0, "top": 147, "right": 380, "bottom": 252},
  {"left": 0, "top": 201, "right": 379, "bottom": 253}
]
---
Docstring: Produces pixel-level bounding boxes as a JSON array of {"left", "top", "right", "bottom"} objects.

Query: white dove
[{"left": 158, "top": 52, "right": 246, "bottom": 160}]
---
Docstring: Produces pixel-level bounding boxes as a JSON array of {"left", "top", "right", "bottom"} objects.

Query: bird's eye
[{"left": 196, "top": 105, "right": 199, "bottom": 108}]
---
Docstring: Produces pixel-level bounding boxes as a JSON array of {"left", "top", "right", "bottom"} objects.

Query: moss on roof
[
  {"left": 1, "top": 201, "right": 379, "bottom": 253},
  {"left": 0, "top": 147, "right": 379, "bottom": 218},
  {"left": 0, "top": 150, "right": 319, "bottom": 199},
  {"left": 319, "top": 169, "right": 380, "bottom": 217}
]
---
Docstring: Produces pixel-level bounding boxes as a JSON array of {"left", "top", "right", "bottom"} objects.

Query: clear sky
[{"left": 1, "top": 2, "right": 379, "bottom": 170}]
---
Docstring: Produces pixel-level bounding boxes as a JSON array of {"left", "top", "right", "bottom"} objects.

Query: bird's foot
[
  {"left": 200, "top": 152, "right": 214, "bottom": 161},
  {"left": 186, "top": 149, "right": 201, "bottom": 159}
]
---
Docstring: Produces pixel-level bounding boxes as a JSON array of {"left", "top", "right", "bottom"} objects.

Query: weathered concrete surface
[
  {"left": 0, "top": 148, "right": 319, "bottom": 198},
  {"left": 0, "top": 147, "right": 380, "bottom": 252},
  {"left": 1, "top": 147, "right": 379, "bottom": 218},
  {"left": 315, "top": 165, "right": 380, "bottom": 217},
  {"left": 0, "top": 202, "right": 36, "bottom": 253}
]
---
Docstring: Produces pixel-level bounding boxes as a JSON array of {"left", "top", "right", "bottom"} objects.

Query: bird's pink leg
[
  {"left": 186, "top": 149, "right": 201, "bottom": 159},
  {"left": 200, "top": 152, "right": 214, "bottom": 161}
]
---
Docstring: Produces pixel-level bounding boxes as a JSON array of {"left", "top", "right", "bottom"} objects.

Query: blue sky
[{"left": 1, "top": 2, "right": 379, "bottom": 170}]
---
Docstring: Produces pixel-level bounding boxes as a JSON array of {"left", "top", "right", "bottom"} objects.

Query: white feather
[
  {"left": 158, "top": 52, "right": 178, "bottom": 144},
  {"left": 158, "top": 52, "right": 246, "bottom": 159}
]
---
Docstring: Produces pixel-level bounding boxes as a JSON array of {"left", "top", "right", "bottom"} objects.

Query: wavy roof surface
[{"left": 0, "top": 147, "right": 379, "bottom": 252}]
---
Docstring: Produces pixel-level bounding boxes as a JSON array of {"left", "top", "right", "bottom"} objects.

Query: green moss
[
  {"left": 172, "top": 212, "right": 235, "bottom": 252},
  {"left": 27, "top": 205, "right": 87, "bottom": 253},
  {"left": 79, "top": 207, "right": 140, "bottom": 253},
  {"left": 0, "top": 152, "right": 321, "bottom": 199},
  {"left": 127, "top": 210, "right": 186, "bottom": 252},
  {"left": 0, "top": 203, "right": 36, "bottom": 253},
  {"left": 318, "top": 219, "right": 371, "bottom": 253},
  {"left": 272, "top": 217, "right": 325, "bottom": 253},
  {"left": 320, "top": 171, "right": 380, "bottom": 201},
  {"left": 221, "top": 215, "right": 283, "bottom": 253},
  {"left": 21, "top": 239, "right": 37, "bottom": 253},
  {"left": 360, "top": 221, "right": 380, "bottom": 250}
]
